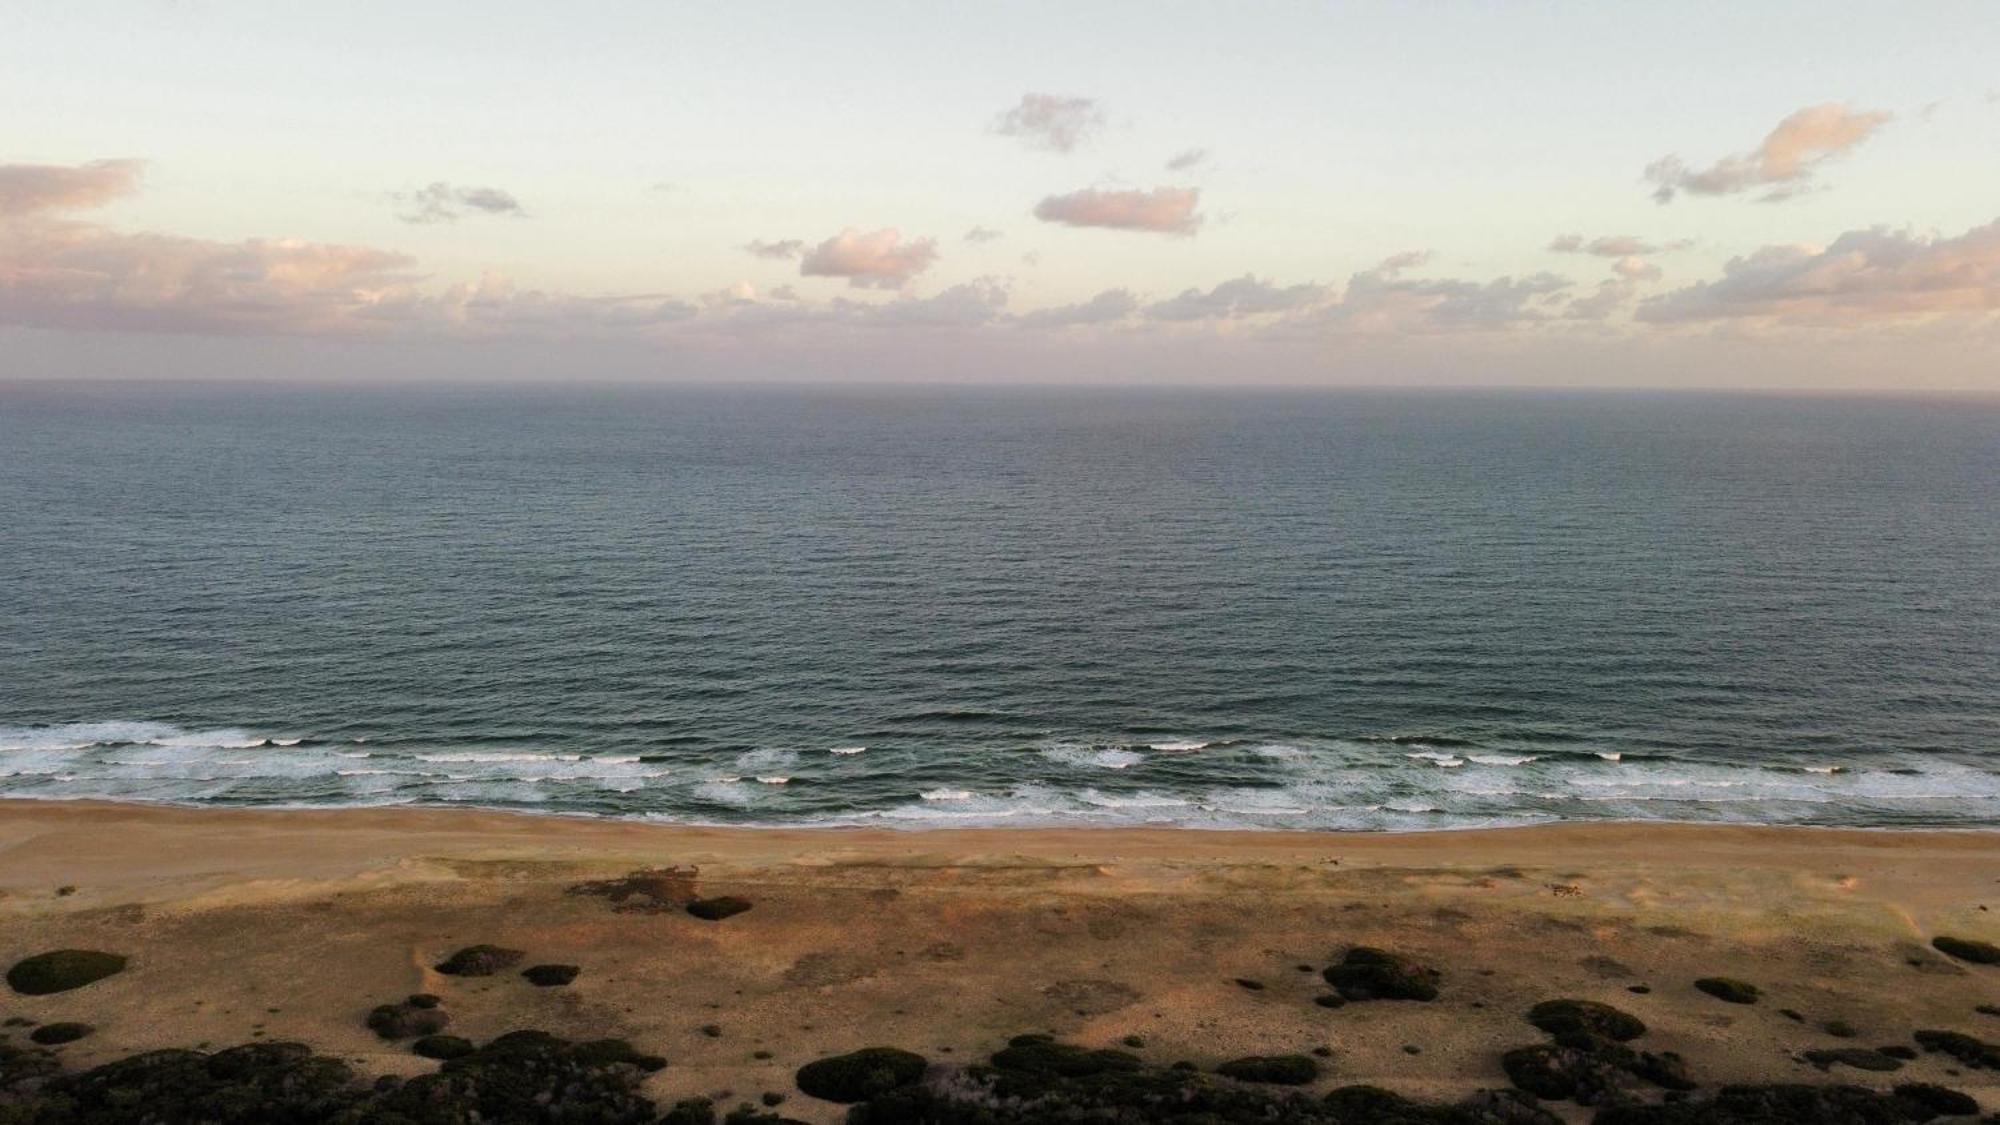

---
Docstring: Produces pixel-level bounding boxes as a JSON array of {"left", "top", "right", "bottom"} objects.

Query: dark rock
[
  {"left": 795, "top": 1046, "right": 928, "bottom": 1102},
  {"left": 1693, "top": 977, "right": 1760, "bottom": 1004},
  {"left": 412, "top": 1034, "right": 475, "bottom": 1060},
  {"left": 1626, "top": 985, "right": 1651, "bottom": 994},
  {"left": 1976, "top": 1003, "right": 2000, "bottom": 1017},
  {"left": 1823, "top": 1019, "right": 1858, "bottom": 1038},
  {"left": 1216, "top": 1054, "right": 1318, "bottom": 1085},
  {"left": 1121, "top": 1035, "right": 1145, "bottom": 1048},
  {"left": 1802, "top": 1047, "right": 1903, "bottom": 1072},
  {"left": 688, "top": 896, "right": 753, "bottom": 921},
  {"left": 1877, "top": 1045, "right": 1918, "bottom": 1060},
  {"left": 1323, "top": 946, "right": 1440, "bottom": 1002},
  {"left": 1912, "top": 1028, "right": 2000, "bottom": 1069},
  {"left": 407, "top": 992, "right": 442, "bottom": 1009},
  {"left": 1314, "top": 993, "right": 1346, "bottom": 1009},
  {"left": 1931, "top": 935, "right": 2000, "bottom": 965},
  {"left": 523, "top": 963, "right": 581, "bottom": 987},
  {"left": 1235, "top": 978, "right": 1266, "bottom": 991},
  {"left": 1778, "top": 1008, "right": 1805, "bottom": 1022},
  {"left": 433, "top": 944, "right": 525, "bottom": 976},
  {"left": 702, "top": 1023, "right": 723, "bottom": 1037},
  {"left": 366, "top": 999, "right": 450, "bottom": 1039},
  {"left": 28, "top": 1022, "right": 93, "bottom": 1045},
  {"left": 1528, "top": 999, "right": 1647, "bottom": 1042},
  {"left": 6, "top": 949, "right": 128, "bottom": 995}
]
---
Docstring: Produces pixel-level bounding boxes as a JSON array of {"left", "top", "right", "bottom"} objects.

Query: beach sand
[{"left": 2, "top": 800, "right": 1997, "bottom": 1120}]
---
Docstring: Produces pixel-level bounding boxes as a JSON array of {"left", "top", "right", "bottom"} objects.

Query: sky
[{"left": 2, "top": 1, "right": 1998, "bottom": 389}]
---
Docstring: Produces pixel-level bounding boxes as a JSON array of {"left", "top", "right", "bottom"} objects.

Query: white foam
[
  {"left": 1042, "top": 744, "right": 1143, "bottom": 770},
  {"left": 1597, "top": 752, "right": 1623, "bottom": 762},
  {"left": 921, "top": 788, "right": 973, "bottom": 801},
  {"left": 1406, "top": 751, "right": 1464, "bottom": 767},
  {"left": 755, "top": 776, "right": 790, "bottom": 785},
  {"left": 1467, "top": 754, "right": 1538, "bottom": 766},
  {"left": 1148, "top": 740, "right": 1208, "bottom": 752},
  {"left": 828, "top": 746, "right": 867, "bottom": 755}
]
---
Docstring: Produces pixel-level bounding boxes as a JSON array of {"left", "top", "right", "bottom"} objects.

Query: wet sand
[{"left": 2, "top": 800, "right": 1997, "bottom": 1120}]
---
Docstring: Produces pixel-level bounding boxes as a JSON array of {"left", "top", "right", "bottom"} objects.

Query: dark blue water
[{"left": 3, "top": 384, "right": 1997, "bottom": 829}]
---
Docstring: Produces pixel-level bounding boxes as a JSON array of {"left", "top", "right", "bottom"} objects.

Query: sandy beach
[{"left": 3, "top": 800, "right": 1998, "bottom": 1121}]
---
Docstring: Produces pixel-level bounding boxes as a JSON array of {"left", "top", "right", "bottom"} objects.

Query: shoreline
[{"left": 4, "top": 799, "right": 1998, "bottom": 1120}]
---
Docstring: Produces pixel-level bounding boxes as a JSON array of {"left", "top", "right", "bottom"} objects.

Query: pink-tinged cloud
[
  {"left": 0, "top": 221, "right": 418, "bottom": 334},
  {"left": 1639, "top": 219, "right": 2000, "bottom": 324},
  {"left": 1646, "top": 103, "right": 1892, "bottom": 203},
  {"left": 1550, "top": 234, "right": 1666, "bottom": 257},
  {"left": 0, "top": 159, "right": 144, "bottom": 216},
  {"left": 1033, "top": 187, "right": 1202, "bottom": 235},
  {"left": 993, "top": 93, "right": 1104, "bottom": 153},
  {"left": 799, "top": 228, "right": 939, "bottom": 289},
  {"left": 1611, "top": 256, "right": 1663, "bottom": 282}
]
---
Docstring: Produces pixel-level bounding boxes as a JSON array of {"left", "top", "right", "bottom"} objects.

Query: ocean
[{"left": 2, "top": 383, "right": 1996, "bottom": 831}]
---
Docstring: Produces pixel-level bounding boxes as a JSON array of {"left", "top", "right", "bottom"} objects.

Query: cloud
[
  {"left": 992, "top": 93, "right": 1104, "bottom": 153},
  {"left": 963, "top": 226, "right": 1004, "bottom": 244},
  {"left": 0, "top": 159, "right": 144, "bottom": 216},
  {"left": 1566, "top": 279, "right": 1640, "bottom": 321},
  {"left": 1611, "top": 256, "right": 1663, "bottom": 282},
  {"left": 742, "top": 238, "right": 805, "bottom": 260},
  {"left": 1646, "top": 103, "right": 1891, "bottom": 203},
  {"left": 1033, "top": 187, "right": 1202, "bottom": 235},
  {"left": 395, "top": 182, "right": 526, "bottom": 224},
  {"left": 1019, "top": 288, "right": 1139, "bottom": 329},
  {"left": 1549, "top": 234, "right": 1667, "bottom": 257},
  {"left": 799, "top": 227, "right": 938, "bottom": 289},
  {"left": 1321, "top": 252, "right": 1572, "bottom": 331},
  {"left": 1165, "top": 148, "right": 1209, "bottom": 172},
  {"left": 0, "top": 220, "right": 419, "bottom": 335},
  {"left": 1146, "top": 275, "right": 1331, "bottom": 321},
  {"left": 1639, "top": 219, "right": 2000, "bottom": 325}
]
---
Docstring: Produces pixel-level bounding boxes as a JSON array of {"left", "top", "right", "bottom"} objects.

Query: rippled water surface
[{"left": 3, "top": 384, "right": 1996, "bottom": 829}]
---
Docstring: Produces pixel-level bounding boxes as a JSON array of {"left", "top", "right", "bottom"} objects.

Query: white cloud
[
  {"left": 1019, "top": 288, "right": 1138, "bottom": 328},
  {"left": 395, "top": 182, "right": 526, "bottom": 224},
  {"left": 1639, "top": 219, "right": 2000, "bottom": 325},
  {"left": 992, "top": 93, "right": 1104, "bottom": 153},
  {"left": 1165, "top": 148, "right": 1209, "bottom": 172},
  {"left": 742, "top": 239, "right": 805, "bottom": 260},
  {"left": 1146, "top": 275, "right": 1330, "bottom": 321}
]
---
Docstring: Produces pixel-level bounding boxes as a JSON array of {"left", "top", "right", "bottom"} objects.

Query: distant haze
[{"left": 2, "top": 2, "right": 1997, "bottom": 390}]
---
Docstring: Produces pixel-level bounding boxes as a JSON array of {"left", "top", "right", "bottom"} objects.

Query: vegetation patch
[
  {"left": 1693, "top": 977, "right": 1760, "bottom": 1004},
  {"left": 6, "top": 950, "right": 128, "bottom": 996},
  {"left": 1321, "top": 946, "right": 1440, "bottom": 1002},
  {"left": 434, "top": 944, "right": 527, "bottom": 976}
]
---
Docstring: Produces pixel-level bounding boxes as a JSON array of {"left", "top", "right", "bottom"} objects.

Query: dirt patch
[{"left": 565, "top": 867, "right": 698, "bottom": 914}]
